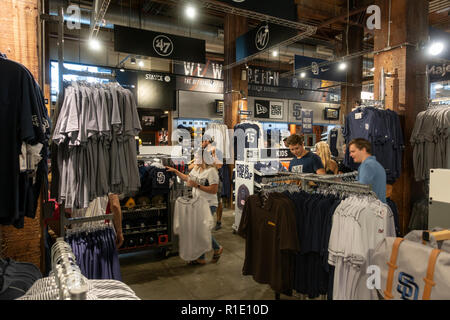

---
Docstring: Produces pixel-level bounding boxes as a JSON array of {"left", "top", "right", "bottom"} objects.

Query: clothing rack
[
  {"left": 260, "top": 173, "right": 375, "bottom": 197},
  {"left": 51, "top": 238, "right": 89, "bottom": 300},
  {"left": 61, "top": 67, "right": 116, "bottom": 80},
  {"left": 260, "top": 173, "right": 375, "bottom": 300},
  {"left": 60, "top": 213, "right": 112, "bottom": 238}
]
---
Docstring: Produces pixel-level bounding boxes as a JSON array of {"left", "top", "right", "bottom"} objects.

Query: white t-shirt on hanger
[{"left": 173, "top": 196, "right": 214, "bottom": 261}]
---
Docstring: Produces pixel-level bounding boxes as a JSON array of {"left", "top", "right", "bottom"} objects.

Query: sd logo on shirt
[{"left": 157, "top": 172, "right": 165, "bottom": 184}]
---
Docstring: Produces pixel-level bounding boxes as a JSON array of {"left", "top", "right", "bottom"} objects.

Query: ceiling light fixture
[
  {"left": 88, "top": 38, "right": 101, "bottom": 51},
  {"left": 185, "top": 5, "right": 196, "bottom": 19},
  {"left": 428, "top": 42, "right": 445, "bottom": 56},
  {"left": 338, "top": 62, "right": 347, "bottom": 70},
  {"left": 138, "top": 60, "right": 144, "bottom": 67},
  {"left": 130, "top": 57, "right": 136, "bottom": 65},
  {"left": 272, "top": 51, "right": 278, "bottom": 57},
  {"left": 300, "top": 72, "right": 306, "bottom": 78}
]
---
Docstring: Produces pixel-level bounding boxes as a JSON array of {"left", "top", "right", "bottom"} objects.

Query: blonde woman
[
  {"left": 166, "top": 147, "right": 223, "bottom": 265},
  {"left": 314, "top": 141, "right": 338, "bottom": 175}
]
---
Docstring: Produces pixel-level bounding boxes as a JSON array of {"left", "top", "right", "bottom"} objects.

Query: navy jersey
[
  {"left": 329, "top": 129, "right": 339, "bottom": 157},
  {"left": 234, "top": 123, "right": 261, "bottom": 160},
  {"left": 149, "top": 167, "right": 173, "bottom": 195},
  {"left": 0, "top": 58, "right": 50, "bottom": 227}
]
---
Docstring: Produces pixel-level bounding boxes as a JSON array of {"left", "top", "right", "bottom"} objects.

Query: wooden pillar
[
  {"left": 373, "top": 0, "right": 429, "bottom": 235},
  {"left": 223, "top": 14, "right": 247, "bottom": 209},
  {"left": 0, "top": 0, "right": 44, "bottom": 271},
  {"left": 340, "top": 22, "right": 364, "bottom": 120}
]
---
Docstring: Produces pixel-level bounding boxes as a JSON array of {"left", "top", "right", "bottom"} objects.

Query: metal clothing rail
[
  {"left": 60, "top": 213, "right": 112, "bottom": 238},
  {"left": 260, "top": 173, "right": 373, "bottom": 195},
  {"left": 51, "top": 238, "right": 89, "bottom": 300}
]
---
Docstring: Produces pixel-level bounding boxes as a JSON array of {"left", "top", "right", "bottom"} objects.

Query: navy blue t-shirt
[
  {"left": 289, "top": 152, "right": 324, "bottom": 173},
  {"left": 234, "top": 123, "right": 261, "bottom": 160}
]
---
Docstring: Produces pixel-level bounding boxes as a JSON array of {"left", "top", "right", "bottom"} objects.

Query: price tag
[{"left": 355, "top": 112, "right": 362, "bottom": 120}]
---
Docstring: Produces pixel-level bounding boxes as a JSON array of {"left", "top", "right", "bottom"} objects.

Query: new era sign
[{"left": 254, "top": 100, "right": 270, "bottom": 118}]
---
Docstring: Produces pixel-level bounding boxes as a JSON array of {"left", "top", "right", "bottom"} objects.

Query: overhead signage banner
[
  {"left": 236, "top": 23, "right": 298, "bottom": 62},
  {"left": 294, "top": 55, "right": 346, "bottom": 83},
  {"left": 247, "top": 66, "right": 341, "bottom": 102},
  {"left": 174, "top": 59, "right": 223, "bottom": 80},
  {"left": 428, "top": 63, "right": 450, "bottom": 83},
  {"left": 218, "top": 0, "right": 297, "bottom": 22},
  {"left": 249, "top": 84, "right": 340, "bottom": 103},
  {"left": 301, "top": 109, "right": 313, "bottom": 134},
  {"left": 176, "top": 76, "right": 224, "bottom": 94},
  {"left": 138, "top": 71, "right": 175, "bottom": 110},
  {"left": 114, "top": 25, "right": 206, "bottom": 64}
]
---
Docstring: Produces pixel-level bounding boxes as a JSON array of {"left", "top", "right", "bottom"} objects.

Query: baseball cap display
[{"left": 237, "top": 184, "right": 250, "bottom": 210}]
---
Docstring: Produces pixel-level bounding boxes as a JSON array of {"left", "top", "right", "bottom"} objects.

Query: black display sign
[
  {"left": 324, "top": 108, "right": 340, "bottom": 120},
  {"left": 114, "top": 25, "right": 206, "bottom": 64},
  {"left": 174, "top": 59, "right": 223, "bottom": 80},
  {"left": 294, "top": 55, "right": 346, "bottom": 83},
  {"left": 260, "top": 148, "right": 294, "bottom": 159},
  {"left": 236, "top": 23, "right": 298, "bottom": 62},
  {"left": 428, "top": 63, "right": 450, "bottom": 83},
  {"left": 176, "top": 76, "right": 223, "bottom": 94},
  {"left": 138, "top": 72, "right": 175, "bottom": 110},
  {"left": 254, "top": 100, "right": 270, "bottom": 118}
]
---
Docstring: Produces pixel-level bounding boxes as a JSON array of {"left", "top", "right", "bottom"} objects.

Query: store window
[{"left": 50, "top": 61, "right": 112, "bottom": 103}]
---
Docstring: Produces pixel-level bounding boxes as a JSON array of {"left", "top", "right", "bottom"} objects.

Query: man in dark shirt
[{"left": 285, "top": 134, "right": 325, "bottom": 174}]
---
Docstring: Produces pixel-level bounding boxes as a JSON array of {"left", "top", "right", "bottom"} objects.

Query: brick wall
[{"left": 0, "top": 0, "right": 43, "bottom": 270}]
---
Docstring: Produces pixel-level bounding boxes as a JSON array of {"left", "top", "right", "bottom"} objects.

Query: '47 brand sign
[{"left": 114, "top": 25, "right": 206, "bottom": 64}]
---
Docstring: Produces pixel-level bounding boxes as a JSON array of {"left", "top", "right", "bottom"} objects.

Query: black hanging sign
[
  {"left": 254, "top": 100, "right": 270, "bottom": 118},
  {"left": 114, "top": 25, "right": 206, "bottom": 64},
  {"left": 236, "top": 23, "right": 298, "bottom": 62}
]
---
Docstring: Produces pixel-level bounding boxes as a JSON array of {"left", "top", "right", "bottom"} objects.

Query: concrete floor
[{"left": 119, "top": 208, "right": 289, "bottom": 300}]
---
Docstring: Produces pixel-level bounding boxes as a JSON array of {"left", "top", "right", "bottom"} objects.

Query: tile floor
[{"left": 119, "top": 208, "right": 294, "bottom": 300}]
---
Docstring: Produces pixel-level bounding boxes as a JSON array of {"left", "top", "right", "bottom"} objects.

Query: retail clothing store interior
[{"left": 1, "top": 0, "right": 450, "bottom": 301}]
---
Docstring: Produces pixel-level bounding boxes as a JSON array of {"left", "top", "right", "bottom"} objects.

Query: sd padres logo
[
  {"left": 396, "top": 272, "right": 419, "bottom": 300},
  {"left": 157, "top": 172, "right": 166, "bottom": 184}
]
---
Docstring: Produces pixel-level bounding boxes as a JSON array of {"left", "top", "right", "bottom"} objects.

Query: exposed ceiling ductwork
[{"left": 48, "top": 0, "right": 335, "bottom": 62}]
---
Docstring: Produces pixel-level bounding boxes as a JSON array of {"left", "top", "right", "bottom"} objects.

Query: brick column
[
  {"left": 0, "top": 0, "right": 43, "bottom": 271},
  {"left": 373, "top": 0, "right": 429, "bottom": 235}
]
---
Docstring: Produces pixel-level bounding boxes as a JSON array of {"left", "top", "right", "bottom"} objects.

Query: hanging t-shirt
[
  {"left": 0, "top": 58, "right": 50, "bottom": 227},
  {"left": 288, "top": 152, "right": 324, "bottom": 173},
  {"left": 189, "top": 166, "right": 220, "bottom": 207},
  {"left": 149, "top": 167, "right": 173, "bottom": 195},
  {"left": 238, "top": 193, "right": 299, "bottom": 295},
  {"left": 173, "top": 197, "right": 214, "bottom": 261},
  {"left": 234, "top": 123, "right": 261, "bottom": 160}
]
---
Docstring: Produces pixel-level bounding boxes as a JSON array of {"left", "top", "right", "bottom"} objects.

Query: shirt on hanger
[
  {"left": 173, "top": 197, "right": 214, "bottom": 261},
  {"left": 238, "top": 193, "right": 299, "bottom": 295}
]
